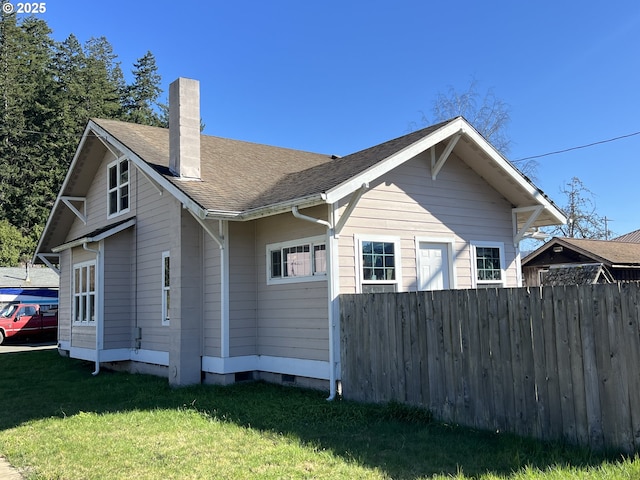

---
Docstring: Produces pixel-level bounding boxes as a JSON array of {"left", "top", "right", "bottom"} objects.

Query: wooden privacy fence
[{"left": 340, "top": 283, "right": 640, "bottom": 453}]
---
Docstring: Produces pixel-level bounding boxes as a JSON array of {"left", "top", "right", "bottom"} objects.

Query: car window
[
  {"left": 0, "top": 304, "right": 18, "bottom": 318},
  {"left": 25, "top": 306, "right": 37, "bottom": 316}
]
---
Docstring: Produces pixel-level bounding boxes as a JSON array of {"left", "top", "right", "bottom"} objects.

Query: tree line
[{"left": 0, "top": 8, "right": 165, "bottom": 265}]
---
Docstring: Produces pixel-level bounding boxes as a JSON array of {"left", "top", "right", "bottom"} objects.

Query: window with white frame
[
  {"left": 472, "top": 242, "right": 505, "bottom": 288},
  {"left": 162, "top": 251, "right": 170, "bottom": 325},
  {"left": 73, "top": 261, "right": 96, "bottom": 323},
  {"left": 358, "top": 237, "right": 401, "bottom": 293},
  {"left": 267, "top": 237, "right": 326, "bottom": 284},
  {"left": 107, "top": 157, "right": 129, "bottom": 217}
]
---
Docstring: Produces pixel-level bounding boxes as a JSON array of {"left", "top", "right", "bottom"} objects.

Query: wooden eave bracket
[
  {"left": 61, "top": 196, "right": 87, "bottom": 224},
  {"left": 188, "top": 210, "right": 224, "bottom": 248},
  {"left": 334, "top": 183, "right": 369, "bottom": 236},
  {"left": 36, "top": 253, "right": 60, "bottom": 275},
  {"left": 431, "top": 131, "right": 462, "bottom": 180},
  {"left": 512, "top": 205, "right": 544, "bottom": 245}
]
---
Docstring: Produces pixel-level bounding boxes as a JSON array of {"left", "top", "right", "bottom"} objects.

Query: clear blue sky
[{"left": 34, "top": 0, "right": 640, "bottom": 237}]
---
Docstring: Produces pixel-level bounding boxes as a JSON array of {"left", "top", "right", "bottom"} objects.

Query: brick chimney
[{"left": 169, "top": 78, "right": 201, "bottom": 179}]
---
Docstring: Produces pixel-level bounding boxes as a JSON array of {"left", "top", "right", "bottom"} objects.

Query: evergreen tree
[
  {"left": 0, "top": 12, "right": 57, "bottom": 234},
  {"left": 124, "top": 51, "right": 165, "bottom": 126},
  {"left": 0, "top": 9, "right": 166, "bottom": 263}
]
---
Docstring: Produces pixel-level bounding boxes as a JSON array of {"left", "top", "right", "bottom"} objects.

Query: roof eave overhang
[
  {"left": 323, "top": 117, "right": 566, "bottom": 228},
  {"left": 51, "top": 217, "right": 136, "bottom": 253},
  {"left": 204, "top": 193, "right": 327, "bottom": 222},
  {"left": 34, "top": 122, "right": 97, "bottom": 258}
]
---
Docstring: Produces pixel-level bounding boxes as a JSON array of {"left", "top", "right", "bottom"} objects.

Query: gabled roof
[
  {"left": 523, "top": 237, "right": 640, "bottom": 267},
  {"left": 94, "top": 116, "right": 564, "bottom": 222},
  {"left": 36, "top": 116, "right": 566, "bottom": 256},
  {"left": 612, "top": 229, "right": 640, "bottom": 243},
  {"left": 542, "top": 263, "right": 613, "bottom": 286}
]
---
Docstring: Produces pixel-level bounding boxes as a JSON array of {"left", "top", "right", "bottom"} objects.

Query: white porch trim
[{"left": 202, "top": 355, "right": 330, "bottom": 380}]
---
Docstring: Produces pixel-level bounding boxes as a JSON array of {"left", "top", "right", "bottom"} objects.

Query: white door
[{"left": 418, "top": 242, "right": 450, "bottom": 290}]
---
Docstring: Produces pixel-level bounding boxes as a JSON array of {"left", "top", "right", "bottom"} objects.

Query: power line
[{"left": 513, "top": 130, "right": 640, "bottom": 162}]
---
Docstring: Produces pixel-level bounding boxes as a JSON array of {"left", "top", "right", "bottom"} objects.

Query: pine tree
[
  {"left": 124, "top": 51, "right": 165, "bottom": 126},
  {"left": 0, "top": 12, "right": 57, "bottom": 234},
  {"left": 0, "top": 9, "right": 166, "bottom": 263}
]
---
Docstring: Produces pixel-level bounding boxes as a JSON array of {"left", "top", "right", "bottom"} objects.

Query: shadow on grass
[{"left": 0, "top": 350, "right": 624, "bottom": 479}]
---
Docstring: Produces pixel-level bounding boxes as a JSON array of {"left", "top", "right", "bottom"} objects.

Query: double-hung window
[
  {"left": 107, "top": 157, "right": 129, "bottom": 217},
  {"left": 267, "top": 236, "right": 326, "bottom": 284},
  {"left": 472, "top": 242, "right": 506, "bottom": 288},
  {"left": 161, "top": 251, "right": 170, "bottom": 325},
  {"left": 357, "top": 236, "right": 401, "bottom": 293},
  {"left": 73, "top": 261, "right": 96, "bottom": 323}
]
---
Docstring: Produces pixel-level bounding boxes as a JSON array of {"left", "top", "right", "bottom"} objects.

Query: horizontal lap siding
[
  {"left": 228, "top": 222, "right": 256, "bottom": 357},
  {"left": 338, "top": 154, "right": 518, "bottom": 292},
  {"left": 203, "top": 233, "right": 221, "bottom": 357},
  {"left": 134, "top": 175, "right": 174, "bottom": 353},
  {"left": 67, "top": 150, "right": 136, "bottom": 240},
  {"left": 103, "top": 229, "right": 133, "bottom": 350},
  {"left": 256, "top": 207, "right": 330, "bottom": 363}
]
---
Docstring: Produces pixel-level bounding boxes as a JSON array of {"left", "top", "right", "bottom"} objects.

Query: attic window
[{"left": 107, "top": 158, "right": 130, "bottom": 218}]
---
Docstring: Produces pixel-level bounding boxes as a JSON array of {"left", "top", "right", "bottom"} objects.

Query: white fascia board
[
  {"left": 461, "top": 124, "right": 567, "bottom": 225},
  {"left": 89, "top": 122, "right": 209, "bottom": 220},
  {"left": 51, "top": 218, "right": 136, "bottom": 253},
  {"left": 324, "top": 119, "right": 466, "bottom": 204},
  {"left": 205, "top": 193, "right": 327, "bottom": 222}
]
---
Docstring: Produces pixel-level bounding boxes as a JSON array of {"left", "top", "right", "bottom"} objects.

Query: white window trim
[
  {"left": 414, "top": 235, "right": 457, "bottom": 290},
  {"left": 106, "top": 157, "right": 130, "bottom": 219},
  {"left": 266, "top": 235, "right": 327, "bottom": 285},
  {"left": 470, "top": 241, "right": 506, "bottom": 288},
  {"left": 355, "top": 234, "right": 403, "bottom": 293},
  {"left": 161, "top": 251, "right": 170, "bottom": 326},
  {"left": 72, "top": 260, "right": 97, "bottom": 324}
]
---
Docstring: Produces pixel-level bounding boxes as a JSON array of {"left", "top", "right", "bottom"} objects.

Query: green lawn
[{"left": 0, "top": 350, "right": 637, "bottom": 479}]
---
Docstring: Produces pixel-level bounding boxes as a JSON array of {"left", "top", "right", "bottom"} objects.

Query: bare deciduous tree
[
  {"left": 547, "top": 177, "right": 611, "bottom": 239},
  {"left": 413, "top": 78, "right": 539, "bottom": 180}
]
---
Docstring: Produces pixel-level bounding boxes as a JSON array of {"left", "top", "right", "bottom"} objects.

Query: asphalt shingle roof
[
  {"left": 556, "top": 237, "right": 640, "bottom": 265},
  {"left": 93, "top": 118, "right": 449, "bottom": 213}
]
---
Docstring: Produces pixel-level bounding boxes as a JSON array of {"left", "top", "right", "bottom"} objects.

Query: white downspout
[
  {"left": 291, "top": 206, "right": 336, "bottom": 400},
  {"left": 291, "top": 206, "right": 331, "bottom": 228},
  {"left": 83, "top": 242, "right": 101, "bottom": 375}
]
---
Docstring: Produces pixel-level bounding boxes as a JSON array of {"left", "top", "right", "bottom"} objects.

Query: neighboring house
[
  {"left": 0, "top": 266, "right": 59, "bottom": 307},
  {"left": 522, "top": 237, "right": 640, "bottom": 286},
  {"left": 34, "top": 78, "right": 565, "bottom": 393}
]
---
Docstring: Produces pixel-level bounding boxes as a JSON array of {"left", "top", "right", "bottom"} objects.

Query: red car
[{"left": 0, "top": 303, "right": 58, "bottom": 344}]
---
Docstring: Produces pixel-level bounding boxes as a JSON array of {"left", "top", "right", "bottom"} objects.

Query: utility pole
[{"left": 604, "top": 216, "right": 613, "bottom": 240}]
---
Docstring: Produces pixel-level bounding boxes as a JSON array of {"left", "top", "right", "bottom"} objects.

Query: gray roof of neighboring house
[
  {"left": 0, "top": 267, "right": 59, "bottom": 288},
  {"left": 612, "top": 229, "right": 640, "bottom": 243}
]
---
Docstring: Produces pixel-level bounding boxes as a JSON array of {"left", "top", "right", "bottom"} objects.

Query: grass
[{"left": 0, "top": 350, "right": 638, "bottom": 479}]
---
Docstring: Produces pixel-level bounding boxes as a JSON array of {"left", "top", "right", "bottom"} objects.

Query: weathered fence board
[{"left": 340, "top": 283, "right": 640, "bottom": 453}]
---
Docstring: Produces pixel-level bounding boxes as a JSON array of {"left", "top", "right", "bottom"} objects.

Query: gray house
[{"left": 34, "top": 78, "right": 565, "bottom": 394}]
